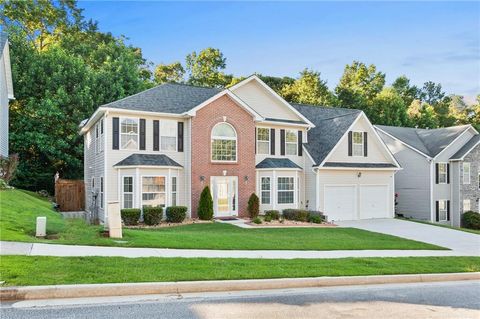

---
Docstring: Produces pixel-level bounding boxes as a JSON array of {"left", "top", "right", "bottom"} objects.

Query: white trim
[
  {"left": 433, "top": 127, "right": 476, "bottom": 160},
  {"left": 374, "top": 126, "right": 431, "bottom": 159},
  {"left": 437, "top": 162, "right": 448, "bottom": 184},
  {"left": 256, "top": 127, "right": 271, "bottom": 155},
  {"left": 258, "top": 119, "right": 311, "bottom": 128},
  {"left": 303, "top": 147, "right": 316, "bottom": 166},
  {"left": 351, "top": 130, "right": 365, "bottom": 157},
  {"left": 121, "top": 175, "right": 135, "bottom": 209},
  {"left": 450, "top": 139, "right": 480, "bottom": 161},
  {"left": 276, "top": 176, "right": 296, "bottom": 205},
  {"left": 210, "top": 176, "right": 239, "bottom": 217},
  {"left": 429, "top": 159, "right": 435, "bottom": 222},
  {"left": 463, "top": 162, "right": 471, "bottom": 184},
  {"left": 318, "top": 166, "right": 401, "bottom": 171},
  {"left": 141, "top": 175, "right": 167, "bottom": 208},
  {"left": 438, "top": 199, "right": 448, "bottom": 222},
  {"left": 285, "top": 129, "right": 298, "bottom": 156},
  {"left": 211, "top": 122, "right": 238, "bottom": 163},
  {"left": 260, "top": 176, "right": 271, "bottom": 205},
  {"left": 103, "top": 111, "right": 108, "bottom": 223},
  {"left": 119, "top": 117, "right": 140, "bottom": 151},
  {"left": 255, "top": 167, "right": 302, "bottom": 171},
  {"left": 114, "top": 165, "right": 183, "bottom": 169}
]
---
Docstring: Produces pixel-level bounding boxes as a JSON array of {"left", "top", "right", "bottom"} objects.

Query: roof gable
[{"left": 450, "top": 134, "right": 480, "bottom": 160}]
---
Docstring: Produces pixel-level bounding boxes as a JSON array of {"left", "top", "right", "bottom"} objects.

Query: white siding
[
  {"left": 304, "top": 152, "right": 317, "bottom": 211},
  {"left": 0, "top": 44, "right": 10, "bottom": 157}
]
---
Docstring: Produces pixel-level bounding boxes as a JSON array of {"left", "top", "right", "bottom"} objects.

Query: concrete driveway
[{"left": 336, "top": 219, "right": 480, "bottom": 256}]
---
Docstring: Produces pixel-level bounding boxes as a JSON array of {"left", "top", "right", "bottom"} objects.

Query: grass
[
  {"left": 0, "top": 189, "right": 445, "bottom": 250},
  {"left": 398, "top": 218, "right": 480, "bottom": 235},
  {"left": 1, "top": 255, "right": 479, "bottom": 286}
]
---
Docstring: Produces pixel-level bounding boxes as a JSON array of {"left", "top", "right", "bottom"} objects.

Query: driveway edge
[{"left": 1, "top": 272, "right": 479, "bottom": 301}]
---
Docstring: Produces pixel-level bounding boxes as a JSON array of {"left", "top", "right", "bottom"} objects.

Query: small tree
[
  {"left": 247, "top": 193, "right": 259, "bottom": 218},
  {"left": 198, "top": 186, "right": 213, "bottom": 220},
  {"left": 0, "top": 154, "right": 19, "bottom": 184}
]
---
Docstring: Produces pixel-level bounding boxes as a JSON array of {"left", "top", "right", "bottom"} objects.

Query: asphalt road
[{"left": 2, "top": 280, "right": 479, "bottom": 319}]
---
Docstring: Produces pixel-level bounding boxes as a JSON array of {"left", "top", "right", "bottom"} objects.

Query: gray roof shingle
[
  {"left": 450, "top": 135, "right": 480, "bottom": 160},
  {"left": 376, "top": 124, "right": 472, "bottom": 158},
  {"left": 114, "top": 154, "right": 182, "bottom": 167},
  {"left": 256, "top": 158, "right": 302, "bottom": 169},
  {"left": 324, "top": 162, "right": 397, "bottom": 168}
]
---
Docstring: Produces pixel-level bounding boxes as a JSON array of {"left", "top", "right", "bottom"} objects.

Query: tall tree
[
  {"left": 392, "top": 75, "right": 419, "bottom": 107},
  {"left": 154, "top": 62, "right": 185, "bottom": 84},
  {"left": 280, "top": 69, "right": 336, "bottom": 106},
  {"left": 407, "top": 100, "right": 439, "bottom": 129},
  {"left": 185, "top": 47, "right": 229, "bottom": 87},
  {"left": 258, "top": 75, "right": 295, "bottom": 93},
  {"left": 370, "top": 88, "right": 408, "bottom": 126}
]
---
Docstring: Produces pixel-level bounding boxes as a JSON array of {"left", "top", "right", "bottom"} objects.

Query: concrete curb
[{"left": 1, "top": 272, "right": 479, "bottom": 301}]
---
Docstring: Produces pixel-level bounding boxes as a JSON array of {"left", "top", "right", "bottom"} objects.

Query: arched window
[{"left": 211, "top": 122, "right": 237, "bottom": 162}]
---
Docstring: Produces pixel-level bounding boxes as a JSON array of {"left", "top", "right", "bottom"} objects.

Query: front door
[{"left": 211, "top": 176, "right": 238, "bottom": 217}]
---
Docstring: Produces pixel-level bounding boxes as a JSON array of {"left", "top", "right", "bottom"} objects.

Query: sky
[{"left": 79, "top": 1, "right": 480, "bottom": 102}]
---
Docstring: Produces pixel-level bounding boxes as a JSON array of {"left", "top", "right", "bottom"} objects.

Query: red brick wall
[{"left": 191, "top": 94, "right": 256, "bottom": 218}]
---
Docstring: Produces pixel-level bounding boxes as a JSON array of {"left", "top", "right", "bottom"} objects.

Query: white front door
[{"left": 211, "top": 176, "right": 238, "bottom": 217}]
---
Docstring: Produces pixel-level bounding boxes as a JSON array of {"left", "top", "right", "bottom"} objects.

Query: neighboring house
[
  {"left": 80, "top": 75, "right": 400, "bottom": 224},
  {"left": 376, "top": 125, "right": 480, "bottom": 227},
  {"left": 0, "top": 33, "right": 14, "bottom": 158}
]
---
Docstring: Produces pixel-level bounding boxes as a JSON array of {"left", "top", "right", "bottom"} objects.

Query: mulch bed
[
  {"left": 246, "top": 219, "right": 337, "bottom": 227},
  {"left": 124, "top": 219, "right": 213, "bottom": 229}
]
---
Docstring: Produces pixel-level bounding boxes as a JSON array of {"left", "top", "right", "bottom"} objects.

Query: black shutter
[
  {"left": 153, "top": 120, "right": 159, "bottom": 151},
  {"left": 447, "top": 164, "right": 450, "bottom": 184},
  {"left": 435, "top": 201, "right": 439, "bottom": 222},
  {"left": 435, "top": 163, "right": 439, "bottom": 184},
  {"left": 270, "top": 129, "right": 275, "bottom": 155},
  {"left": 112, "top": 117, "right": 119, "bottom": 150},
  {"left": 348, "top": 131, "right": 353, "bottom": 156},
  {"left": 100, "top": 119, "right": 103, "bottom": 134},
  {"left": 447, "top": 200, "right": 451, "bottom": 221},
  {"left": 298, "top": 130, "right": 303, "bottom": 156},
  {"left": 139, "top": 119, "right": 146, "bottom": 150},
  {"left": 280, "top": 129, "right": 285, "bottom": 156},
  {"left": 363, "top": 132, "right": 368, "bottom": 157},
  {"left": 177, "top": 122, "right": 184, "bottom": 152},
  {"left": 254, "top": 128, "right": 257, "bottom": 154}
]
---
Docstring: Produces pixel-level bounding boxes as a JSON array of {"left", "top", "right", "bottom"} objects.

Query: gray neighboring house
[
  {"left": 0, "top": 33, "right": 14, "bottom": 157},
  {"left": 376, "top": 124, "right": 480, "bottom": 227}
]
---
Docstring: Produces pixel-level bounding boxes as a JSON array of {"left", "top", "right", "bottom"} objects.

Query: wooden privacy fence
[{"left": 55, "top": 179, "right": 85, "bottom": 212}]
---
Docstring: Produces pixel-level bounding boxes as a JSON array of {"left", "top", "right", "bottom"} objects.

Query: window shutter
[
  {"left": 178, "top": 122, "right": 184, "bottom": 152},
  {"left": 447, "top": 164, "right": 450, "bottom": 184},
  {"left": 270, "top": 128, "right": 275, "bottom": 155},
  {"left": 447, "top": 200, "right": 451, "bottom": 221},
  {"left": 280, "top": 129, "right": 285, "bottom": 156},
  {"left": 348, "top": 131, "right": 353, "bottom": 156},
  {"left": 153, "top": 120, "right": 159, "bottom": 151},
  {"left": 139, "top": 119, "right": 146, "bottom": 150},
  {"left": 254, "top": 128, "right": 257, "bottom": 154},
  {"left": 298, "top": 130, "right": 303, "bottom": 156},
  {"left": 435, "top": 201, "right": 439, "bottom": 222},
  {"left": 363, "top": 132, "right": 368, "bottom": 157},
  {"left": 435, "top": 163, "right": 439, "bottom": 184},
  {"left": 100, "top": 119, "right": 104, "bottom": 134},
  {"left": 112, "top": 117, "right": 119, "bottom": 150}
]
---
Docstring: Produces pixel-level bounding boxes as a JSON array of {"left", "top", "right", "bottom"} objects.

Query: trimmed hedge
[
  {"left": 264, "top": 210, "right": 280, "bottom": 220},
  {"left": 121, "top": 208, "right": 141, "bottom": 226},
  {"left": 462, "top": 211, "right": 480, "bottom": 230},
  {"left": 143, "top": 206, "right": 163, "bottom": 225},
  {"left": 282, "top": 209, "right": 309, "bottom": 222},
  {"left": 166, "top": 206, "right": 187, "bottom": 223},
  {"left": 247, "top": 193, "right": 259, "bottom": 218},
  {"left": 308, "top": 215, "right": 322, "bottom": 224},
  {"left": 198, "top": 186, "right": 213, "bottom": 220}
]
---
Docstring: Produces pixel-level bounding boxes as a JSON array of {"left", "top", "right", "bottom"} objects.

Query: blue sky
[{"left": 79, "top": 1, "right": 479, "bottom": 102}]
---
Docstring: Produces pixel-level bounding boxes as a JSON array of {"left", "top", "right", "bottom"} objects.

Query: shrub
[
  {"left": 0, "top": 178, "right": 9, "bottom": 190},
  {"left": 252, "top": 217, "right": 262, "bottom": 224},
  {"left": 121, "top": 208, "right": 141, "bottom": 226},
  {"left": 264, "top": 210, "right": 280, "bottom": 220},
  {"left": 166, "top": 206, "right": 187, "bottom": 223},
  {"left": 308, "top": 210, "right": 326, "bottom": 222},
  {"left": 309, "top": 215, "right": 322, "bottom": 224},
  {"left": 462, "top": 211, "right": 480, "bottom": 230},
  {"left": 198, "top": 186, "right": 213, "bottom": 220},
  {"left": 0, "top": 154, "right": 19, "bottom": 184},
  {"left": 143, "top": 206, "right": 163, "bottom": 225},
  {"left": 264, "top": 215, "right": 272, "bottom": 222},
  {"left": 282, "top": 209, "right": 309, "bottom": 222},
  {"left": 247, "top": 193, "right": 260, "bottom": 218}
]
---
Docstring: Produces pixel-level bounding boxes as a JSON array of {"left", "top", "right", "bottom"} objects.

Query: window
[
  {"left": 353, "top": 131, "right": 364, "bottom": 156},
  {"left": 463, "top": 199, "right": 471, "bottom": 212},
  {"left": 438, "top": 200, "right": 448, "bottom": 221},
  {"left": 171, "top": 176, "right": 177, "bottom": 206},
  {"left": 100, "top": 177, "right": 104, "bottom": 209},
  {"left": 161, "top": 120, "right": 177, "bottom": 151},
  {"left": 438, "top": 163, "right": 447, "bottom": 184},
  {"left": 277, "top": 177, "right": 294, "bottom": 204},
  {"left": 285, "top": 130, "right": 297, "bottom": 155},
  {"left": 120, "top": 118, "right": 139, "bottom": 150},
  {"left": 142, "top": 176, "right": 165, "bottom": 207},
  {"left": 463, "top": 162, "right": 471, "bottom": 184},
  {"left": 257, "top": 128, "right": 270, "bottom": 155},
  {"left": 261, "top": 177, "right": 271, "bottom": 204},
  {"left": 211, "top": 123, "right": 237, "bottom": 162},
  {"left": 123, "top": 177, "right": 133, "bottom": 209}
]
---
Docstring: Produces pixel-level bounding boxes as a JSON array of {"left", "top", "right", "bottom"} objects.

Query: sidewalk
[{"left": 1, "top": 241, "right": 478, "bottom": 259}]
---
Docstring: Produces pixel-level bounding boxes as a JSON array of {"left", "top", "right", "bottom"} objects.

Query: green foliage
[
  {"left": 407, "top": 100, "right": 439, "bottom": 129},
  {"left": 0, "top": 179, "right": 9, "bottom": 190},
  {"left": 264, "top": 210, "right": 280, "bottom": 220},
  {"left": 154, "top": 62, "right": 185, "bottom": 84},
  {"left": 121, "top": 209, "right": 141, "bottom": 226},
  {"left": 308, "top": 215, "right": 323, "bottom": 224},
  {"left": 264, "top": 215, "right": 272, "bottom": 222},
  {"left": 252, "top": 217, "right": 262, "bottom": 224},
  {"left": 0, "top": 154, "right": 19, "bottom": 184},
  {"left": 166, "top": 206, "right": 187, "bottom": 223},
  {"left": 186, "top": 48, "right": 230, "bottom": 87},
  {"left": 370, "top": 88, "right": 408, "bottom": 126},
  {"left": 392, "top": 75, "right": 420, "bottom": 107},
  {"left": 281, "top": 69, "right": 337, "bottom": 106},
  {"left": 247, "top": 193, "right": 260, "bottom": 218},
  {"left": 462, "top": 211, "right": 480, "bottom": 230},
  {"left": 282, "top": 209, "right": 309, "bottom": 222},
  {"left": 143, "top": 206, "right": 163, "bottom": 226},
  {"left": 198, "top": 186, "right": 214, "bottom": 220}
]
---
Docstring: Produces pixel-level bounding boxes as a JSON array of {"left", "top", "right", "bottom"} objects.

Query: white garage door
[
  {"left": 359, "top": 185, "right": 390, "bottom": 219},
  {"left": 324, "top": 186, "right": 356, "bottom": 221}
]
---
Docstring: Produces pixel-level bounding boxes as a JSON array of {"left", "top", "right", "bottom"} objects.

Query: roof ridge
[
  {"left": 316, "top": 111, "right": 361, "bottom": 122},
  {"left": 292, "top": 102, "right": 361, "bottom": 113}
]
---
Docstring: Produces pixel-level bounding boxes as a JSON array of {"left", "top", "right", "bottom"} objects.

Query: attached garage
[
  {"left": 324, "top": 185, "right": 356, "bottom": 221},
  {"left": 359, "top": 185, "right": 390, "bottom": 219}
]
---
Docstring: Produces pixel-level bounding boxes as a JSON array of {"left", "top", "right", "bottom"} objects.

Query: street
[{"left": 1, "top": 280, "right": 479, "bottom": 319}]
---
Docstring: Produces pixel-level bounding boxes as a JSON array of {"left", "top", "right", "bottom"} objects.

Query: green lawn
[
  {"left": 1, "top": 255, "right": 479, "bottom": 286},
  {"left": 398, "top": 218, "right": 480, "bottom": 235},
  {"left": 0, "top": 189, "right": 445, "bottom": 250}
]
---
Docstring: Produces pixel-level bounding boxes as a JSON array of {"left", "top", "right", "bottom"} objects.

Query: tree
[
  {"left": 280, "top": 69, "right": 336, "bottom": 106},
  {"left": 154, "top": 62, "right": 185, "bottom": 84},
  {"left": 198, "top": 186, "right": 213, "bottom": 220},
  {"left": 185, "top": 47, "right": 229, "bottom": 87},
  {"left": 370, "top": 88, "right": 408, "bottom": 126},
  {"left": 258, "top": 75, "right": 295, "bottom": 93},
  {"left": 247, "top": 193, "right": 259, "bottom": 218},
  {"left": 418, "top": 81, "right": 445, "bottom": 106},
  {"left": 392, "top": 75, "right": 419, "bottom": 107},
  {"left": 407, "top": 100, "right": 439, "bottom": 129}
]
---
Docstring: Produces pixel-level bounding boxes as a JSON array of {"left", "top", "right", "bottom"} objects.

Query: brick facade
[
  {"left": 191, "top": 94, "right": 256, "bottom": 217},
  {"left": 460, "top": 143, "right": 480, "bottom": 215}
]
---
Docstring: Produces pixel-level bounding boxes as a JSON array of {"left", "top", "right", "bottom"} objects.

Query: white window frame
[
  {"left": 261, "top": 177, "right": 271, "bottom": 205},
  {"left": 438, "top": 163, "right": 448, "bottom": 184},
  {"left": 256, "top": 127, "right": 270, "bottom": 155},
  {"left": 352, "top": 131, "right": 364, "bottom": 157},
  {"left": 120, "top": 117, "right": 139, "bottom": 150},
  {"left": 100, "top": 176, "right": 104, "bottom": 209},
  {"left": 141, "top": 175, "right": 167, "bottom": 208},
  {"left": 160, "top": 120, "right": 177, "bottom": 152},
  {"left": 438, "top": 200, "right": 448, "bottom": 221},
  {"left": 463, "top": 162, "right": 470, "bottom": 184},
  {"left": 285, "top": 129, "right": 297, "bottom": 156},
  {"left": 277, "top": 176, "right": 295, "bottom": 205},
  {"left": 171, "top": 176, "right": 177, "bottom": 206},
  {"left": 122, "top": 176, "right": 134, "bottom": 209},
  {"left": 463, "top": 199, "right": 471, "bottom": 212},
  {"left": 211, "top": 122, "right": 237, "bottom": 163}
]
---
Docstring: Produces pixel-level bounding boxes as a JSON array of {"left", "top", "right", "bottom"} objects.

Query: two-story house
[
  {"left": 376, "top": 124, "right": 480, "bottom": 227},
  {"left": 80, "top": 75, "right": 400, "bottom": 224},
  {"left": 0, "top": 33, "right": 14, "bottom": 157}
]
